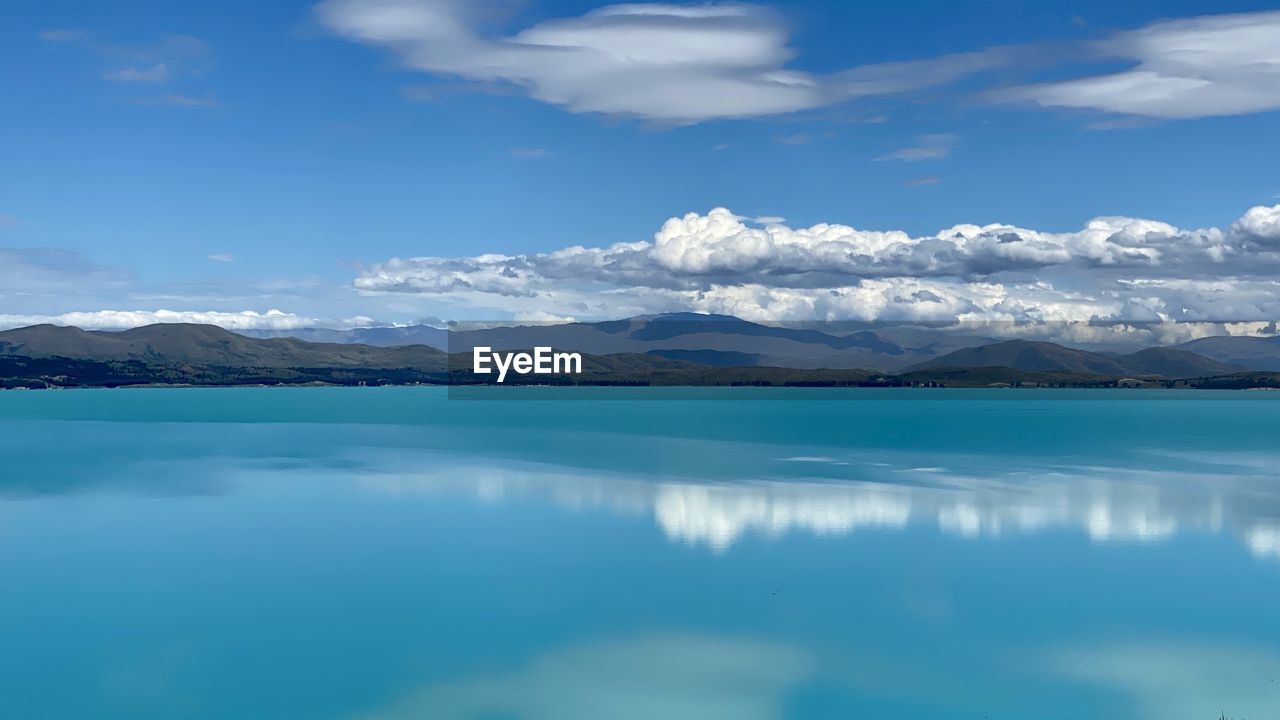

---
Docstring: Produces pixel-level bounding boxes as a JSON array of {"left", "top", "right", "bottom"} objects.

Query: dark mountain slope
[
  {"left": 909, "top": 340, "right": 1132, "bottom": 375},
  {"left": 1120, "top": 347, "right": 1244, "bottom": 378}
]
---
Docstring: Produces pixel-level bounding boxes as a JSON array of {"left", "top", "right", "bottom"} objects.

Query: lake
[{"left": 1, "top": 387, "right": 1278, "bottom": 719}]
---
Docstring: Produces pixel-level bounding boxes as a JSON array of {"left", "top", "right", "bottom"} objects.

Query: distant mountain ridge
[
  {"left": 910, "top": 339, "right": 1243, "bottom": 379},
  {"left": 1171, "top": 335, "right": 1280, "bottom": 371},
  {"left": 232, "top": 314, "right": 1280, "bottom": 374},
  {"left": 241, "top": 313, "right": 992, "bottom": 372},
  {"left": 1, "top": 315, "right": 1276, "bottom": 388},
  {"left": 240, "top": 325, "right": 449, "bottom": 349}
]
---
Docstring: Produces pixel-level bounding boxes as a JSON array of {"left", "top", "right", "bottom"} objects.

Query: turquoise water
[{"left": 2, "top": 387, "right": 1279, "bottom": 719}]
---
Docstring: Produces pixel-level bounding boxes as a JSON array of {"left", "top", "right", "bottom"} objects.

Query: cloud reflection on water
[
  {"left": 1054, "top": 643, "right": 1280, "bottom": 720},
  {"left": 356, "top": 633, "right": 812, "bottom": 720},
  {"left": 351, "top": 449, "right": 1280, "bottom": 560}
]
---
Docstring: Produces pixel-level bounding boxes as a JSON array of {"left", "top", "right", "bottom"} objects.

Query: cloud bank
[
  {"left": 0, "top": 309, "right": 377, "bottom": 331},
  {"left": 354, "top": 204, "right": 1280, "bottom": 325}
]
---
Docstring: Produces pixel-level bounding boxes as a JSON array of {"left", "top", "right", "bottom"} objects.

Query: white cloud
[
  {"left": 0, "top": 309, "right": 374, "bottom": 331},
  {"left": 353, "top": 205, "right": 1280, "bottom": 323},
  {"left": 1233, "top": 203, "right": 1280, "bottom": 244},
  {"left": 315, "top": 0, "right": 1004, "bottom": 123},
  {"left": 1003, "top": 10, "right": 1280, "bottom": 118},
  {"left": 208, "top": 253, "right": 236, "bottom": 263}
]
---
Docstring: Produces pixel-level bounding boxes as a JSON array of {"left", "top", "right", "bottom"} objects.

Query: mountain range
[
  {"left": 2, "top": 314, "right": 1279, "bottom": 389},
  {"left": 246, "top": 313, "right": 1280, "bottom": 373},
  {"left": 251, "top": 313, "right": 992, "bottom": 371}
]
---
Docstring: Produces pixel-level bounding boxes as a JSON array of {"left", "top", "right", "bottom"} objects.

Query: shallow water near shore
[{"left": 2, "top": 386, "right": 1279, "bottom": 719}]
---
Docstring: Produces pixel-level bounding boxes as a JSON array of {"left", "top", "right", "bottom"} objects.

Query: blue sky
[{"left": 2, "top": 0, "right": 1280, "bottom": 331}]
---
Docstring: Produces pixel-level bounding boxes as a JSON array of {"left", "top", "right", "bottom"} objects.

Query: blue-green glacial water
[{"left": 1, "top": 387, "right": 1278, "bottom": 719}]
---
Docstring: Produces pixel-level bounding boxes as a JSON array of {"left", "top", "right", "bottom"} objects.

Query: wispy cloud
[
  {"left": 136, "top": 94, "right": 218, "bottom": 107},
  {"left": 208, "top": 253, "right": 235, "bottom": 263},
  {"left": 510, "top": 148, "right": 554, "bottom": 159},
  {"left": 998, "top": 10, "right": 1280, "bottom": 119},
  {"left": 104, "top": 62, "right": 171, "bottom": 83},
  {"left": 877, "top": 134, "right": 955, "bottom": 162},
  {"left": 316, "top": 3, "right": 1280, "bottom": 124},
  {"left": 0, "top": 247, "right": 132, "bottom": 300},
  {"left": 45, "top": 31, "right": 212, "bottom": 90},
  {"left": 774, "top": 132, "right": 813, "bottom": 146},
  {"left": 315, "top": 0, "right": 1006, "bottom": 124},
  {"left": 906, "top": 176, "right": 942, "bottom": 187},
  {"left": 37, "top": 29, "right": 88, "bottom": 43}
]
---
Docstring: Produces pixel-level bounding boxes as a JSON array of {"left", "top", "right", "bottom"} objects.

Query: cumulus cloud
[
  {"left": 315, "top": 0, "right": 1005, "bottom": 123},
  {"left": 1233, "top": 203, "right": 1280, "bottom": 244},
  {"left": 1002, "top": 10, "right": 1280, "bottom": 118},
  {"left": 354, "top": 204, "right": 1280, "bottom": 323},
  {"left": 0, "top": 309, "right": 375, "bottom": 331}
]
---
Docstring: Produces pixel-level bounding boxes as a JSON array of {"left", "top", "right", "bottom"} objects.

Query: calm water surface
[{"left": 1, "top": 387, "right": 1279, "bottom": 719}]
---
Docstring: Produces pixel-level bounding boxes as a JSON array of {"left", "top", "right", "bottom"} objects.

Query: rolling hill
[{"left": 0, "top": 323, "right": 445, "bottom": 368}]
